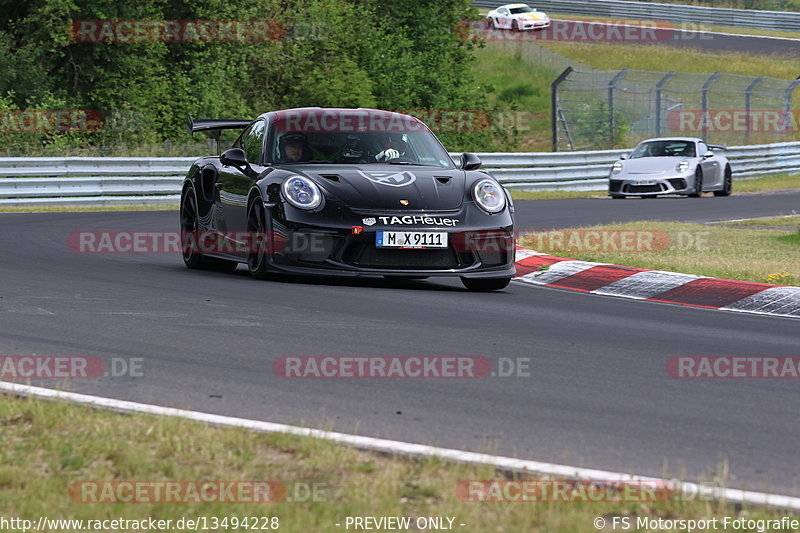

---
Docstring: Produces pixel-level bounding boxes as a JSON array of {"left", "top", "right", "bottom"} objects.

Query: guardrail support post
[
  {"left": 701, "top": 72, "right": 722, "bottom": 141},
  {"left": 551, "top": 66, "right": 574, "bottom": 152},
  {"left": 655, "top": 71, "right": 676, "bottom": 137}
]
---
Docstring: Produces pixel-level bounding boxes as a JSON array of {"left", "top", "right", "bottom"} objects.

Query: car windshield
[
  {"left": 630, "top": 140, "right": 696, "bottom": 159},
  {"left": 510, "top": 6, "right": 535, "bottom": 13},
  {"left": 267, "top": 111, "right": 455, "bottom": 168}
]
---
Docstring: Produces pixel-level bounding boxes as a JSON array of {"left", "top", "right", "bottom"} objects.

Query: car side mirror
[
  {"left": 221, "top": 147, "right": 248, "bottom": 167},
  {"left": 460, "top": 152, "right": 482, "bottom": 171},
  {"left": 702, "top": 151, "right": 714, "bottom": 159},
  {"left": 220, "top": 148, "right": 257, "bottom": 178},
  {"left": 619, "top": 153, "right": 628, "bottom": 160}
]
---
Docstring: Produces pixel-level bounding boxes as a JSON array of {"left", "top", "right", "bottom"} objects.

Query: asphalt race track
[
  {"left": 1, "top": 194, "right": 799, "bottom": 496},
  {"left": 514, "top": 190, "right": 800, "bottom": 230},
  {"left": 537, "top": 19, "right": 800, "bottom": 56}
]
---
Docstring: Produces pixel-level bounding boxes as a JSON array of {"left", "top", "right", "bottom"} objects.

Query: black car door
[{"left": 216, "top": 119, "right": 268, "bottom": 235}]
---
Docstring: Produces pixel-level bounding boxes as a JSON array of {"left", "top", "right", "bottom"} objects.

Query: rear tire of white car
[
  {"left": 714, "top": 165, "right": 732, "bottom": 197},
  {"left": 688, "top": 168, "right": 703, "bottom": 198},
  {"left": 511, "top": 20, "right": 520, "bottom": 32}
]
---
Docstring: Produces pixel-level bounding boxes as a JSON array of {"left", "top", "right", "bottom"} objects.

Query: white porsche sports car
[
  {"left": 486, "top": 3, "right": 551, "bottom": 31},
  {"left": 608, "top": 138, "right": 733, "bottom": 198}
]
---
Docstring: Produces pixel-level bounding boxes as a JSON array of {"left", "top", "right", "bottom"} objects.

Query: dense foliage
[{"left": 0, "top": 0, "right": 511, "bottom": 154}]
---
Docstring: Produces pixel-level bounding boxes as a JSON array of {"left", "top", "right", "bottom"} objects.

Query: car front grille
[
  {"left": 627, "top": 184, "right": 662, "bottom": 194},
  {"left": 342, "top": 243, "right": 471, "bottom": 270}
]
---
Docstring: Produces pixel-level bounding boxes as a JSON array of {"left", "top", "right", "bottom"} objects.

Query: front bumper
[
  {"left": 519, "top": 19, "right": 550, "bottom": 29},
  {"left": 262, "top": 203, "right": 516, "bottom": 278},
  {"left": 608, "top": 175, "right": 693, "bottom": 196},
  {"left": 265, "top": 227, "right": 515, "bottom": 278}
]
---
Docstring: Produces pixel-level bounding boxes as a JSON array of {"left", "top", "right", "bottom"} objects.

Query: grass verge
[
  {"left": 537, "top": 41, "right": 800, "bottom": 80},
  {"left": 473, "top": 45, "right": 553, "bottom": 151},
  {"left": 518, "top": 220, "right": 800, "bottom": 285},
  {"left": 0, "top": 392, "right": 794, "bottom": 531}
]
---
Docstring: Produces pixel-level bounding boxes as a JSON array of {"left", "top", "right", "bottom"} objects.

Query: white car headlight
[
  {"left": 472, "top": 178, "right": 506, "bottom": 213},
  {"left": 611, "top": 162, "right": 623, "bottom": 174},
  {"left": 282, "top": 175, "right": 322, "bottom": 210},
  {"left": 676, "top": 160, "right": 690, "bottom": 173}
]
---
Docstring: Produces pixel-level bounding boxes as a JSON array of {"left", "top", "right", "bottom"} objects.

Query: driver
[
  {"left": 374, "top": 133, "right": 407, "bottom": 162},
  {"left": 650, "top": 144, "right": 667, "bottom": 157},
  {"left": 279, "top": 133, "right": 310, "bottom": 162}
]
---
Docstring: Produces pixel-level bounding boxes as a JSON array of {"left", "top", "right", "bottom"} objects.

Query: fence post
[
  {"left": 701, "top": 72, "right": 722, "bottom": 141},
  {"left": 551, "top": 66, "right": 574, "bottom": 152},
  {"left": 608, "top": 69, "right": 628, "bottom": 148},
  {"left": 655, "top": 71, "right": 676, "bottom": 137},
  {"left": 780, "top": 77, "right": 800, "bottom": 137},
  {"left": 744, "top": 76, "right": 764, "bottom": 144}
]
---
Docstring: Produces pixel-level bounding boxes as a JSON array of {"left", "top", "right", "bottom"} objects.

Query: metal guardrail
[
  {"left": 0, "top": 157, "right": 194, "bottom": 207},
  {"left": 0, "top": 142, "right": 798, "bottom": 205},
  {"left": 472, "top": 0, "right": 800, "bottom": 32}
]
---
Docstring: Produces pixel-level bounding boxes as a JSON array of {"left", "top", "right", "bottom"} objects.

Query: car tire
[
  {"left": 246, "top": 194, "right": 272, "bottom": 280},
  {"left": 461, "top": 277, "right": 511, "bottom": 292},
  {"left": 688, "top": 167, "right": 703, "bottom": 197},
  {"left": 714, "top": 165, "right": 733, "bottom": 197},
  {"left": 511, "top": 20, "right": 520, "bottom": 32},
  {"left": 180, "top": 187, "right": 238, "bottom": 273}
]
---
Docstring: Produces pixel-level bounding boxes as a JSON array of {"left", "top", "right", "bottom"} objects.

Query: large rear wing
[
  {"left": 708, "top": 144, "right": 726, "bottom": 151},
  {"left": 188, "top": 115, "right": 251, "bottom": 135}
]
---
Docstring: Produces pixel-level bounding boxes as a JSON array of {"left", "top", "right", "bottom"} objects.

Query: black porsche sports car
[{"left": 180, "top": 107, "right": 515, "bottom": 291}]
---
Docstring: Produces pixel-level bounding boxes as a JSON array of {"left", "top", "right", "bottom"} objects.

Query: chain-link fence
[
  {"left": 553, "top": 67, "right": 800, "bottom": 151},
  {"left": 487, "top": 40, "right": 800, "bottom": 151}
]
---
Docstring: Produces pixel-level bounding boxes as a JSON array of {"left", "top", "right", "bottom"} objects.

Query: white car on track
[
  {"left": 608, "top": 137, "right": 733, "bottom": 198},
  {"left": 486, "top": 3, "right": 551, "bottom": 31}
]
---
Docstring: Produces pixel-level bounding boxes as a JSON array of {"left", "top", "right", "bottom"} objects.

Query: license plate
[
  {"left": 631, "top": 179, "right": 656, "bottom": 186},
  {"left": 376, "top": 231, "right": 448, "bottom": 249}
]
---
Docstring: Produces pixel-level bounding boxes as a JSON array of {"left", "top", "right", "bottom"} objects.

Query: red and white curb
[{"left": 514, "top": 247, "right": 800, "bottom": 319}]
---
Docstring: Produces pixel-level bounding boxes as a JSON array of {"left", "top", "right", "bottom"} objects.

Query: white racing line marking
[
  {"left": 551, "top": 18, "right": 800, "bottom": 43},
  {"left": 2, "top": 381, "right": 800, "bottom": 510},
  {"left": 711, "top": 214, "right": 799, "bottom": 224}
]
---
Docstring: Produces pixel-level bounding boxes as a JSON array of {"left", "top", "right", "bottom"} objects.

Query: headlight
[
  {"left": 472, "top": 178, "right": 506, "bottom": 214},
  {"left": 611, "top": 162, "right": 623, "bottom": 174},
  {"left": 281, "top": 176, "right": 322, "bottom": 210},
  {"left": 676, "top": 160, "right": 690, "bottom": 173}
]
